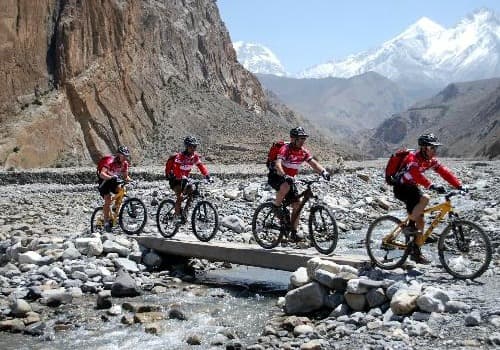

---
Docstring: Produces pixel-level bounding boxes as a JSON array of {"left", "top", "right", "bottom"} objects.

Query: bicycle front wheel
[
  {"left": 156, "top": 199, "right": 179, "bottom": 238},
  {"left": 119, "top": 198, "right": 147, "bottom": 235},
  {"left": 90, "top": 206, "right": 105, "bottom": 233},
  {"left": 308, "top": 205, "right": 338, "bottom": 254},
  {"left": 251, "top": 202, "right": 284, "bottom": 249},
  {"left": 365, "top": 215, "right": 410, "bottom": 269},
  {"left": 438, "top": 220, "right": 492, "bottom": 279},
  {"left": 191, "top": 200, "right": 219, "bottom": 242}
]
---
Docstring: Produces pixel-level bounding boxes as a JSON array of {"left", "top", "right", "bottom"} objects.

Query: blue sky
[{"left": 217, "top": 0, "right": 500, "bottom": 74}]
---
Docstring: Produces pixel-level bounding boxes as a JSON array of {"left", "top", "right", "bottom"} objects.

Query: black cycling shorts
[
  {"left": 267, "top": 172, "right": 299, "bottom": 203},
  {"left": 98, "top": 177, "right": 119, "bottom": 197},
  {"left": 393, "top": 183, "right": 422, "bottom": 214},
  {"left": 169, "top": 177, "right": 189, "bottom": 191}
]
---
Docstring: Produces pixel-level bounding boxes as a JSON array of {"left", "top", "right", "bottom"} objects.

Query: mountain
[
  {"left": 299, "top": 9, "right": 500, "bottom": 96},
  {"left": 370, "top": 78, "right": 500, "bottom": 159},
  {"left": 256, "top": 72, "right": 411, "bottom": 138},
  {"left": 233, "top": 41, "right": 287, "bottom": 76},
  {"left": 0, "top": 0, "right": 341, "bottom": 168}
]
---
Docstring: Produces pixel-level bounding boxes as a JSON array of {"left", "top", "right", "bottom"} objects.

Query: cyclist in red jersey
[
  {"left": 166, "top": 136, "right": 211, "bottom": 220},
  {"left": 268, "top": 127, "right": 330, "bottom": 241},
  {"left": 393, "top": 133, "right": 464, "bottom": 264},
  {"left": 96, "top": 145, "right": 132, "bottom": 232}
]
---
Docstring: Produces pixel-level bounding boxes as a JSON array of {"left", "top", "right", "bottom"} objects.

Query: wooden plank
[{"left": 135, "top": 237, "right": 370, "bottom": 271}]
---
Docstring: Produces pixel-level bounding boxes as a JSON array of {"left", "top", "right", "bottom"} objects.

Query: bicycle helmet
[
  {"left": 418, "top": 133, "right": 442, "bottom": 147},
  {"left": 290, "top": 126, "right": 309, "bottom": 138},
  {"left": 117, "top": 145, "right": 130, "bottom": 157},
  {"left": 184, "top": 136, "right": 199, "bottom": 147}
]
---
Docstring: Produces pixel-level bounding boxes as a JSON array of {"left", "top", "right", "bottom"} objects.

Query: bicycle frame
[
  {"left": 384, "top": 194, "right": 455, "bottom": 248},
  {"left": 178, "top": 181, "right": 202, "bottom": 222},
  {"left": 108, "top": 185, "right": 127, "bottom": 225},
  {"left": 281, "top": 181, "right": 317, "bottom": 229}
]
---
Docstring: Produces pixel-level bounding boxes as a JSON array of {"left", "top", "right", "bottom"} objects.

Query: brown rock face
[{"left": 0, "top": 0, "right": 273, "bottom": 168}]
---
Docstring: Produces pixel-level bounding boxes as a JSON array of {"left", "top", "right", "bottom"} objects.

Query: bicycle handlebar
[
  {"left": 445, "top": 190, "right": 468, "bottom": 201},
  {"left": 294, "top": 177, "right": 327, "bottom": 186}
]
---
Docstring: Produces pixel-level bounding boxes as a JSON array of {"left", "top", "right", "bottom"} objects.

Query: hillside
[
  {"left": 256, "top": 72, "right": 411, "bottom": 139},
  {"left": 0, "top": 0, "right": 344, "bottom": 169},
  {"left": 371, "top": 78, "right": 500, "bottom": 159}
]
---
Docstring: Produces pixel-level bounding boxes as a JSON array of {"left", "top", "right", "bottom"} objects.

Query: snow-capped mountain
[
  {"left": 298, "top": 9, "right": 500, "bottom": 89},
  {"left": 233, "top": 41, "right": 287, "bottom": 76}
]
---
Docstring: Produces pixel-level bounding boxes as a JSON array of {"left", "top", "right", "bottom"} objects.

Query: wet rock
[
  {"left": 96, "top": 290, "right": 112, "bottom": 309},
  {"left": 186, "top": 333, "right": 202, "bottom": 345},
  {"left": 111, "top": 269, "right": 141, "bottom": 297},
  {"left": 465, "top": 310, "right": 482, "bottom": 326},
  {"left": 133, "top": 312, "right": 164, "bottom": 324}
]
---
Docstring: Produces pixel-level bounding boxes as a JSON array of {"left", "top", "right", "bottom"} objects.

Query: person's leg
[
  {"left": 408, "top": 193, "right": 430, "bottom": 264},
  {"left": 174, "top": 187, "right": 183, "bottom": 215},
  {"left": 268, "top": 172, "right": 290, "bottom": 208},
  {"left": 409, "top": 194, "right": 429, "bottom": 246},
  {"left": 103, "top": 194, "right": 112, "bottom": 221},
  {"left": 274, "top": 182, "right": 290, "bottom": 206}
]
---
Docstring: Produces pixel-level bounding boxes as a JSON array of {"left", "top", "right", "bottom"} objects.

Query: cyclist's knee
[{"left": 421, "top": 194, "right": 430, "bottom": 203}]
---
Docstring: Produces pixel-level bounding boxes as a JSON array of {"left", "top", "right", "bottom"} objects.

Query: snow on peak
[
  {"left": 232, "top": 41, "right": 287, "bottom": 76},
  {"left": 298, "top": 8, "right": 500, "bottom": 87},
  {"left": 395, "top": 17, "right": 445, "bottom": 40}
]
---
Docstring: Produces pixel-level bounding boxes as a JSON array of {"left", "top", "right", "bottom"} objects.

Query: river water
[{"left": 1, "top": 267, "right": 290, "bottom": 350}]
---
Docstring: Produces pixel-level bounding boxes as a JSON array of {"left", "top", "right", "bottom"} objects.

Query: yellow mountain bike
[
  {"left": 365, "top": 190, "right": 492, "bottom": 279},
  {"left": 90, "top": 181, "right": 147, "bottom": 235}
]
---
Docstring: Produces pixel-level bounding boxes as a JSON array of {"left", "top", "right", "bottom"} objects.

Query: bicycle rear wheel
[
  {"left": 90, "top": 206, "right": 105, "bottom": 233},
  {"left": 365, "top": 215, "right": 410, "bottom": 269},
  {"left": 156, "top": 199, "right": 180, "bottom": 238},
  {"left": 308, "top": 204, "right": 338, "bottom": 254},
  {"left": 191, "top": 200, "right": 219, "bottom": 242},
  {"left": 251, "top": 202, "right": 284, "bottom": 249},
  {"left": 119, "top": 198, "right": 147, "bottom": 235},
  {"left": 438, "top": 220, "right": 492, "bottom": 279}
]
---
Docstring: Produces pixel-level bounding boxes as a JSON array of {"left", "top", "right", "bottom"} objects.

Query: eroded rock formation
[{"left": 0, "top": 0, "right": 274, "bottom": 168}]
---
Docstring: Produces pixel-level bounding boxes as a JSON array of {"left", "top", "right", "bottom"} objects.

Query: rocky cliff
[{"left": 1, "top": 0, "right": 319, "bottom": 168}]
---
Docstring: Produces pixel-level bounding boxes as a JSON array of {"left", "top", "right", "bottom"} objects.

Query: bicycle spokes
[
  {"left": 438, "top": 220, "right": 492, "bottom": 279},
  {"left": 156, "top": 199, "right": 179, "bottom": 238},
  {"left": 309, "top": 205, "right": 338, "bottom": 255},
  {"left": 119, "top": 198, "right": 147, "bottom": 235},
  {"left": 251, "top": 202, "right": 284, "bottom": 249},
  {"left": 366, "top": 215, "right": 410, "bottom": 269},
  {"left": 191, "top": 200, "right": 218, "bottom": 242}
]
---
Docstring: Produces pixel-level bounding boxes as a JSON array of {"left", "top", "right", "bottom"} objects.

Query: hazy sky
[{"left": 217, "top": 0, "right": 500, "bottom": 74}]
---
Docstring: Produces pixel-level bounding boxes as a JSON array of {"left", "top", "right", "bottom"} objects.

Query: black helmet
[
  {"left": 418, "top": 133, "right": 442, "bottom": 147},
  {"left": 184, "top": 136, "right": 199, "bottom": 147},
  {"left": 117, "top": 145, "right": 130, "bottom": 157},
  {"left": 290, "top": 126, "right": 309, "bottom": 138}
]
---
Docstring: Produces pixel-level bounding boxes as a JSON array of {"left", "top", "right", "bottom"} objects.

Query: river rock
[
  {"left": 391, "top": 289, "right": 420, "bottom": 315},
  {"left": 111, "top": 269, "right": 141, "bottom": 297},
  {"left": 284, "top": 282, "right": 327, "bottom": 314}
]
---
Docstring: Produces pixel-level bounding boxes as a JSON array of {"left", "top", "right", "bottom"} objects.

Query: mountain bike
[
  {"left": 365, "top": 190, "right": 492, "bottom": 279},
  {"left": 156, "top": 179, "right": 219, "bottom": 242},
  {"left": 90, "top": 180, "right": 147, "bottom": 235},
  {"left": 251, "top": 178, "right": 338, "bottom": 255}
]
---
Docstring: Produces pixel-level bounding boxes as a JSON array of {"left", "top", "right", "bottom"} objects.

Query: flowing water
[{"left": 1, "top": 267, "right": 290, "bottom": 350}]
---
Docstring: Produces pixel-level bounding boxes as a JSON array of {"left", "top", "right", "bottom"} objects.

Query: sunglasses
[{"left": 427, "top": 145, "right": 438, "bottom": 151}]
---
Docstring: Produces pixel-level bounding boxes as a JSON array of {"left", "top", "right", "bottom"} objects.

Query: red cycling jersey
[
  {"left": 398, "top": 151, "right": 461, "bottom": 189},
  {"left": 97, "top": 155, "right": 129, "bottom": 178},
  {"left": 276, "top": 144, "right": 313, "bottom": 177},
  {"left": 171, "top": 151, "right": 209, "bottom": 179}
]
